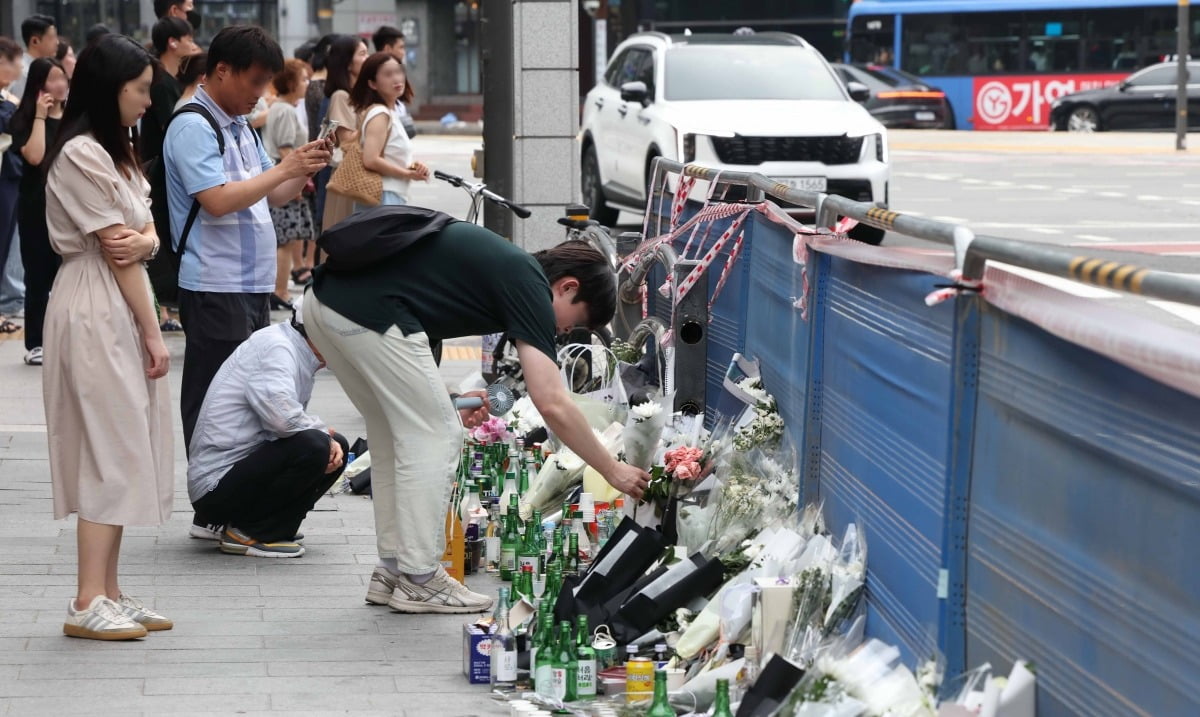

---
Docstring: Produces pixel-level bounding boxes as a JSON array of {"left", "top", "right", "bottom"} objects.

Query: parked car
[
  {"left": 1051, "top": 61, "right": 1200, "bottom": 131},
  {"left": 580, "top": 32, "right": 890, "bottom": 244},
  {"left": 831, "top": 63, "right": 955, "bottom": 129}
]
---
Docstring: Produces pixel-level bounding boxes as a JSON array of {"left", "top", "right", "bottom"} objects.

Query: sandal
[
  {"left": 160, "top": 318, "right": 184, "bottom": 332},
  {"left": 0, "top": 318, "right": 20, "bottom": 335},
  {"left": 290, "top": 267, "right": 313, "bottom": 283}
]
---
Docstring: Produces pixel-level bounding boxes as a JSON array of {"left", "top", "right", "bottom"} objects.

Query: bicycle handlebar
[{"left": 433, "top": 170, "right": 531, "bottom": 219}]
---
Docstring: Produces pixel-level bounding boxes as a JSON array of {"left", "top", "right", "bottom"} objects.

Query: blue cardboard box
[{"left": 463, "top": 622, "right": 496, "bottom": 684}]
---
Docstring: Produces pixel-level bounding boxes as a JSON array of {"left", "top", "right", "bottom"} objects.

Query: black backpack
[
  {"left": 145, "top": 104, "right": 260, "bottom": 305},
  {"left": 145, "top": 104, "right": 222, "bottom": 305}
]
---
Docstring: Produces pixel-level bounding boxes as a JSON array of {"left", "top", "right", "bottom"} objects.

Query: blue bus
[{"left": 847, "top": 0, "right": 1197, "bottom": 129}]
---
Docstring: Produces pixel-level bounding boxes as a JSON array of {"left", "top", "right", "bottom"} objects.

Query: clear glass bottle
[
  {"left": 654, "top": 642, "right": 669, "bottom": 669},
  {"left": 484, "top": 500, "right": 502, "bottom": 572},
  {"left": 489, "top": 587, "right": 517, "bottom": 690},
  {"left": 499, "top": 462, "right": 519, "bottom": 516}
]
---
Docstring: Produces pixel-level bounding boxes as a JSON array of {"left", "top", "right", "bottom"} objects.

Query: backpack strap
[{"left": 169, "top": 104, "right": 224, "bottom": 257}]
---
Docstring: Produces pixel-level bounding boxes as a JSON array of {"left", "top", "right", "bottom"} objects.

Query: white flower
[
  {"left": 631, "top": 401, "right": 664, "bottom": 423},
  {"left": 737, "top": 377, "right": 771, "bottom": 405}
]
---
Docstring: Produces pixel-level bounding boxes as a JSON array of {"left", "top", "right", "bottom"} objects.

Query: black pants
[
  {"left": 0, "top": 180, "right": 17, "bottom": 293},
  {"left": 178, "top": 290, "right": 270, "bottom": 451},
  {"left": 193, "top": 429, "right": 348, "bottom": 543},
  {"left": 18, "top": 200, "right": 60, "bottom": 351}
]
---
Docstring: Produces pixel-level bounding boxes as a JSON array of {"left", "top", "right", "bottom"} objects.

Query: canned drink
[
  {"left": 592, "top": 625, "right": 617, "bottom": 669},
  {"left": 625, "top": 657, "right": 654, "bottom": 703}
]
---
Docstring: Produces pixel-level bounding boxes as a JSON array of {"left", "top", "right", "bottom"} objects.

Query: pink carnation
[
  {"left": 674, "top": 461, "right": 702, "bottom": 481},
  {"left": 665, "top": 446, "right": 703, "bottom": 474},
  {"left": 471, "top": 416, "right": 513, "bottom": 444}
]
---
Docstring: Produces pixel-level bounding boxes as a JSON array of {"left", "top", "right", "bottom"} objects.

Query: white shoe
[
  {"left": 366, "top": 567, "right": 399, "bottom": 605},
  {"left": 117, "top": 593, "right": 174, "bottom": 631},
  {"left": 386, "top": 566, "right": 494, "bottom": 614},
  {"left": 63, "top": 596, "right": 148, "bottom": 641},
  {"left": 189, "top": 519, "right": 224, "bottom": 541},
  {"left": 23, "top": 347, "right": 42, "bottom": 366}
]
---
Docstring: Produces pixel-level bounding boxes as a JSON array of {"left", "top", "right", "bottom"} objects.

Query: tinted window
[
  {"left": 604, "top": 49, "right": 630, "bottom": 87},
  {"left": 614, "top": 47, "right": 652, "bottom": 89},
  {"left": 842, "top": 65, "right": 891, "bottom": 92},
  {"left": 1131, "top": 65, "right": 1182, "bottom": 86},
  {"left": 663, "top": 46, "right": 845, "bottom": 101},
  {"left": 633, "top": 50, "right": 656, "bottom": 98}
]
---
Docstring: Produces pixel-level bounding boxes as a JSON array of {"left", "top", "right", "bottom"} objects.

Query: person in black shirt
[
  {"left": 141, "top": 17, "right": 199, "bottom": 164},
  {"left": 304, "top": 226, "right": 651, "bottom": 614},
  {"left": 142, "top": 16, "right": 199, "bottom": 325},
  {"left": 9, "top": 57, "right": 67, "bottom": 365}
]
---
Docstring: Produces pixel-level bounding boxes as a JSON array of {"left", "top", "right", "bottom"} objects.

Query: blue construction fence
[{"left": 639, "top": 200, "right": 1200, "bottom": 716}]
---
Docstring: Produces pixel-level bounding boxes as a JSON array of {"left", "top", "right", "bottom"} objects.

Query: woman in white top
[
  {"left": 348, "top": 52, "right": 429, "bottom": 206},
  {"left": 263, "top": 59, "right": 316, "bottom": 310}
]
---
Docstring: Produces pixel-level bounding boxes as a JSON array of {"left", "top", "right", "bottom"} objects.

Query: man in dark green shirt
[{"left": 305, "top": 223, "right": 650, "bottom": 614}]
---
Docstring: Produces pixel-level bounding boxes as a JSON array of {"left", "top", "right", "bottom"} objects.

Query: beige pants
[{"left": 304, "top": 290, "right": 462, "bottom": 574}]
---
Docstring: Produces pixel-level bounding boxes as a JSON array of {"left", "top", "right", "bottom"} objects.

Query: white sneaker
[
  {"left": 189, "top": 520, "right": 224, "bottom": 541},
  {"left": 23, "top": 347, "right": 42, "bottom": 366},
  {"left": 117, "top": 593, "right": 174, "bottom": 631},
  {"left": 63, "top": 595, "right": 148, "bottom": 641},
  {"left": 366, "top": 567, "right": 399, "bottom": 605},
  {"left": 386, "top": 566, "right": 494, "bottom": 614}
]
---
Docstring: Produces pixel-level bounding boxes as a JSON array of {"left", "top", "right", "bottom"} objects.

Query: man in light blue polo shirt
[{"left": 164, "top": 25, "right": 331, "bottom": 455}]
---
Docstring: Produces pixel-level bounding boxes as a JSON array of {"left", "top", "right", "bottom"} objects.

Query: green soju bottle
[
  {"left": 534, "top": 621, "right": 557, "bottom": 698},
  {"left": 567, "top": 532, "right": 581, "bottom": 577},
  {"left": 550, "top": 528, "right": 565, "bottom": 566},
  {"left": 530, "top": 597, "right": 552, "bottom": 670},
  {"left": 517, "top": 518, "right": 540, "bottom": 576},
  {"left": 575, "top": 615, "right": 597, "bottom": 699},
  {"left": 531, "top": 509, "right": 546, "bottom": 573},
  {"left": 646, "top": 668, "right": 674, "bottom": 717},
  {"left": 712, "top": 677, "right": 734, "bottom": 717},
  {"left": 552, "top": 619, "right": 578, "bottom": 702},
  {"left": 499, "top": 507, "right": 519, "bottom": 581}
]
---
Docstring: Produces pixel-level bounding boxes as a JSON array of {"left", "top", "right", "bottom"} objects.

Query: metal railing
[{"left": 619, "top": 158, "right": 1200, "bottom": 308}]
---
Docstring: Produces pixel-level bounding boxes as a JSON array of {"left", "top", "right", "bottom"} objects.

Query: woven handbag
[{"left": 327, "top": 109, "right": 387, "bottom": 206}]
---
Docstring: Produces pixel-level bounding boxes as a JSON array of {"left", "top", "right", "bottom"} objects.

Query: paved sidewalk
[{"left": 0, "top": 324, "right": 505, "bottom": 716}]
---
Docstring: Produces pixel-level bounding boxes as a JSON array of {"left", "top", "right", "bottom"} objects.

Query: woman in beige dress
[
  {"left": 43, "top": 34, "right": 174, "bottom": 641},
  {"left": 321, "top": 35, "right": 369, "bottom": 230}
]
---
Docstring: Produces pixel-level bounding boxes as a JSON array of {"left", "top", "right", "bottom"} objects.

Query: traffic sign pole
[{"left": 1177, "top": 0, "right": 1190, "bottom": 151}]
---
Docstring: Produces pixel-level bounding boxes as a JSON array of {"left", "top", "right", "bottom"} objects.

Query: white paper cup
[
  {"left": 666, "top": 667, "right": 687, "bottom": 691},
  {"left": 507, "top": 701, "right": 532, "bottom": 717}
]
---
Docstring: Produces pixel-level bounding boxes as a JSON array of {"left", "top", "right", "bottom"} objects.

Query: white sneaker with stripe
[
  {"left": 117, "top": 593, "right": 174, "bottom": 631},
  {"left": 386, "top": 566, "right": 493, "bottom": 614},
  {"left": 63, "top": 595, "right": 148, "bottom": 641}
]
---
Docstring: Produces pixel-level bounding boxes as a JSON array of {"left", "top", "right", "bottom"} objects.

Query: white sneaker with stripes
[
  {"left": 117, "top": 593, "right": 174, "bottom": 631},
  {"left": 63, "top": 596, "right": 148, "bottom": 641}
]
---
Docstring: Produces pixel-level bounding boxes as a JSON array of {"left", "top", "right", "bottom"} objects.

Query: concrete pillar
[{"left": 509, "top": 0, "right": 580, "bottom": 252}]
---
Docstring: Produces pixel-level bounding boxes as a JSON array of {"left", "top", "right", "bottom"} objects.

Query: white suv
[{"left": 580, "top": 32, "right": 890, "bottom": 243}]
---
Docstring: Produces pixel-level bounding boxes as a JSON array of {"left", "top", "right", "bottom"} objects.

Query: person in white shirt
[
  {"left": 348, "top": 52, "right": 429, "bottom": 207},
  {"left": 188, "top": 299, "right": 347, "bottom": 558},
  {"left": 12, "top": 15, "right": 58, "bottom": 98},
  {"left": 372, "top": 26, "right": 417, "bottom": 137}
]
